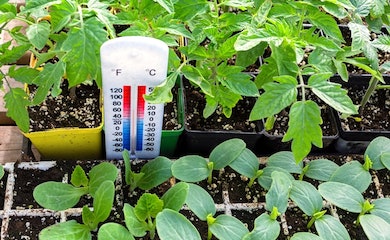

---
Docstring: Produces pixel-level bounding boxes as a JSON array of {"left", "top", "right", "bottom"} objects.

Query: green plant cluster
[{"left": 33, "top": 137, "right": 390, "bottom": 240}]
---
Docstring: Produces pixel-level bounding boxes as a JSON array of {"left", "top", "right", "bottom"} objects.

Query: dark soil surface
[
  {"left": 28, "top": 81, "right": 102, "bottom": 132},
  {"left": 183, "top": 79, "right": 259, "bottom": 132},
  {"left": 27, "top": 81, "right": 180, "bottom": 132},
  {"left": 336, "top": 209, "right": 368, "bottom": 240},
  {"left": 6, "top": 215, "right": 60, "bottom": 239},
  {"left": 339, "top": 84, "right": 390, "bottom": 132}
]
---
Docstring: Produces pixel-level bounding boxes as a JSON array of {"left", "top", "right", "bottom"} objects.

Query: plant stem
[
  {"left": 298, "top": 72, "right": 306, "bottom": 101},
  {"left": 359, "top": 76, "right": 379, "bottom": 115},
  {"left": 307, "top": 216, "right": 316, "bottom": 229}
]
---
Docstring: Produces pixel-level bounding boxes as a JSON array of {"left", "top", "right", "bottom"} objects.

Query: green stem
[
  {"left": 359, "top": 76, "right": 378, "bottom": 115},
  {"left": 207, "top": 162, "right": 214, "bottom": 184},
  {"left": 248, "top": 170, "right": 263, "bottom": 188},
  {"left": 298, "top": 72, "right": 306, "bottom": 101},
  {"left": 307, "top": 216, "right": 316, "bottom": 229}
]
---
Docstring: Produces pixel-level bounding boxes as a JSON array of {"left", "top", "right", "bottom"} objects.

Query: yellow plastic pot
[{"left": 23, "top": 123, "right": 104, "bottom": 160}]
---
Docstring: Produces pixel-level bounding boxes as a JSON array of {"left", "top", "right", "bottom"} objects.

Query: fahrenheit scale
[{"left": 100, "top": 36, "right": 169, "bottom": 159}]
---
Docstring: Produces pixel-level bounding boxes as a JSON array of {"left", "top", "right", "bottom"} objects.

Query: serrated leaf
[
  {"left": 135, "top": 193, "right": 164, "bottom": 220},
  {"left": 222, "top": 73, "right": 259, "bottom": 97},
  {"left": 249, "top": 79, "right": 297, "bottom": 121},
  {"left": 372, "top": 35, "right": 390, "bottom": 52},
  {"left": 308, "top": 9, "right": 343, "bottom": 42},
  {"left": 4, "top": 88, "right": 30, "bottom": 133},
  {"left": 8, "top": 66, "right": 39, "bottom": 84},
  {"left": 23, "top": 0, "right": 61, "bottom": 13},
  {"left": 32, "top": 61, "right": 65, "bottom": 105},
  {"left": 71, "top": 165, "right": 89, "bottom": 187},
  {"left": 26, "top": 21, "right": 50, "bottom": 50},
  {"left": 174, "top": 0, "right": 209, "bottom": 21},
  {"left": 144, "top": 72, "right": 178, "bottom": 103},
  {"left": 309, "top": 73, "right": 357, "bottom": 114},
  {"left": 182, "top": 66, "right": 213, "bottom": 97},
  {"left": 351, "top": 0, "right": 375, "bottom": 17},
  {"left": 124, "top": 204, "right": 148, "bottom": 237},
  {"left": 282, "top": 100, "right": 323, "bottom": 163},
  {"left": 50, "top": 0, "right": 75, "bottom": 32},
  {"left": 62, "top": 18, "right": 107, "bottom": 87},
  {"left": 0, "top": 44, "right": 31, "bottom": 65},
  {"left": 270, "top": 40, "right": 299, "bottom": 77},
  {"left": 348, "top": 22, "right": 371, "bottom": 51}
]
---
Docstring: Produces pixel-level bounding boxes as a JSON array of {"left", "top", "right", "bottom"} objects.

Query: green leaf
[
  {"left": 249, "top": 79, "right": 297, "bottom": 120},
  {"left": 71, "top": 165, "right": 89, "bottom": 187},
  {"left": 38, "top": 220, "right": 91, "bottom": 240},
  {"left": 265, "top": 171, "right": 292, "bottom": 214},
  {"left": 305, "top": 159, "right": 339, "bottom": 181},
  {"left": 26, "top": 21, "right": 50, "bottom": 50},
  {"left": 283, "top": 100, "right": 323, "bottom": 163},
  {"left": 209, "top": 215, "right": 249, "bottom": 240},
  {"left": 329, "top": 161, "right": 371, "bottom": 193},
  {"left": 171, "top": 155, "right": 210, "bottom": 182},
  {"left": 371, "top": 198, "right": 390, "bottom": 224},
  {"left": 7, "top": 66, "right": 39, "bottom": 84},
  {"left": 257, "top": 166, "right": 294, "bottom": 190},
  {"left": 124, "top": 204, "right": 148, "bottom": 237},
  {"left": 290, "top": 180, "right": 323, "bottom": 216},
  {"left": 318, "top": 182, "right": 364, "bottom": 213},
  {"left": 50, "top": 0, "right": 75, "bottom": 32},
  {"left": 98, "top": 223, "right": 134, "bottom": 240},
  {"left": 182, "top": 65, "right": 213, "bottom": 97},
  {"left": 309, "top": 73, "right": 357, "bottom": 114},
  {"left": 332, "top": 59, "right": 349, "bottom": 81},
  {"left": 174, "top": 0, "right": 209, "bottom": 21},
  {"left": 315, "top": 215, "right": 350, "bottom": 240},
  {"left": 364, "top": 136, "right": 390, "bottom": 170},
  {"left": 138, "top": 156, "right": 173, "bottom": 190},
  {"left": 0, "top": 44, "right": 31, "bottom": 65},
  {"left": 32, "top": 62, "right": 65, "bottom": 105},
  {"left": 156, "top": 209, "right": 201, "bottom": 240},
  {"left": 222, "top": 73, "right": 259, "bottom": 97},
  {"left": 308, "top": 9, "right": 343, "bottom": 42},
  {"left": 351, "top": 0, "right": 374, "bottom": 17},
  {"left": 185, "top": 183, "right": 216, "bottom": 221},
  {"left": 62, "top": 18, "right": 107, "bottom": 87},
  {"left": 0, "top": 165, "right": 4, "bottom": 180},
  {"left": 144, "top": 71, "right": 178, "bottom": 104},
  {"left": 23, "top": 0, "right": 61, "bottom": 13},
  {"left": 372, "top": 35, "right": 390, "bottom": 52},
  {"left": 161, "top": 182, "right": 189, "bottom": 211},
  {"left": 348, "top": 22, "right": 370, "bottom": 51},
  {"left": 209, "top": 138, "right": 246, "bottom": 170},
  {"left": 229, "top": 148, "right": 259, "bottom": 179},
  {"left": 33, "top": 182, "right": 88, "bottom": 211},
  {"left": 267, "top": 151, "right": 303, "bottom": 174},
  {"left": 92, "top": 181, "right": 115, "bottom": 224},
  {"left": 135, "top": 193, "right": 164, "bottom": 220},
  {"left": 242, "top": 213, "right": 280, "bottom": 240},
  {"left": 360, "top": 214, "right": 390, "bottom": 240},
  {"left": 290, "top": 232, "right": 322, "bottom": 240},
  {"left": 4, "top": 88, "right": 30, "bottom": 133},
  {"left": 88, "top": 162, "right": 118, "bottom": 198},
  {"left": 270, "top": 40, "right": 299, "bottom": 77},
  {"left": 82, "top": 206, "right": 96, "bottom": 230}
]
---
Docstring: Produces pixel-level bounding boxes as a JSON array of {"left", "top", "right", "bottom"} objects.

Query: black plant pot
[
  {"left": 332, "top": 75, "right": 390, "bottom": 153},
  {"left": 260, "top": 106, "right": 339, "bottom": 155},
  {"left": 179, "top": 79, "right": 263, "bottom": 156}
]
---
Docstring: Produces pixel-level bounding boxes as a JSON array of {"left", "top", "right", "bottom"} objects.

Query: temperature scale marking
[{"left": 101, "top": 36, "right": 169, "bottom": 160}]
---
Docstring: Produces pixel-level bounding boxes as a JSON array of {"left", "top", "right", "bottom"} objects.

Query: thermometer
[{"left": 100, "top": 36, "right": 169, "bottom": 160}]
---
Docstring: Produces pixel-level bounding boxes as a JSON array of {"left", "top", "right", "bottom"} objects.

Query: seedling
[
  {"left": 364, "top": 136, "right": 390, "bottom": 171},
  {"left": 319, "top": 181, "right": 390, "bottom": 239},
  {"left": 172, "top": 138, "right": 261, "bottom": 186},
  {"left": 33, "top": 162, "right": 118, "bottom": 211},
  {"left": 123, "top": 150, "right": 173, "bottom": 191}
]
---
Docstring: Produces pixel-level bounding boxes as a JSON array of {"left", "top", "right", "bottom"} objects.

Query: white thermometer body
[{"left": 101, "top": 36, "right": 168, "bottom": 159}]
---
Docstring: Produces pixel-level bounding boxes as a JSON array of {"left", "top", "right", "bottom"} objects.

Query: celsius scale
[{"left": 100, "top": 36, "right": 169, "bottom": 159}]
